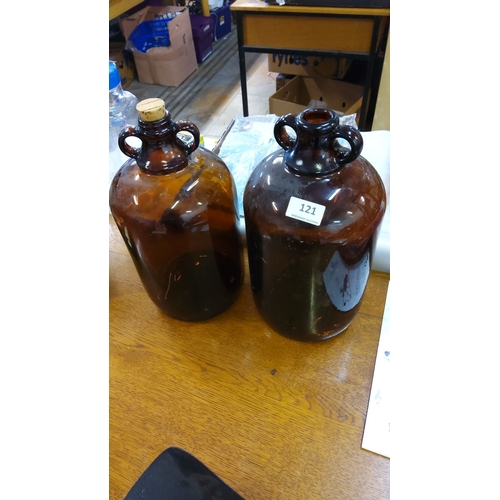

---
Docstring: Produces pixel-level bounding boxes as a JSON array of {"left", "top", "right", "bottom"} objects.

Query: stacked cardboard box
[
  {"left": 109, "top": 43, "right": 136, "bottom": 89},
  {"left": 119, "top": 6, "right": 198, "bottom": 87},
  {"left": 268, "top": 54, "right": 351, "bottom": 80},
  {"left": 269, "top": 76, "right": 363, "bottom": 123},
  {"left": 268, "top": 54, "right": 364, "bottom": 121}
]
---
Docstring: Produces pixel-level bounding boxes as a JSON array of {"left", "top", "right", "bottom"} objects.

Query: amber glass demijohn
[
  {"left": 109, "top": 98, "right": 244, "bottom": 321},
  {"left": 243, "top": 108, "right": 386, "bottom": 341}
]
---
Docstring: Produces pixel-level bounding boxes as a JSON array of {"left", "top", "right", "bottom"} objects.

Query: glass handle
[
  {"left": 274, "top": 113, "right": 297, "bottom": 150},
  {"left": 118, "top": 126, "right": 143, "bottom": 160},
  {"left": 333, "top": 126, "right": 363, "bottom": 165},
  {"left": 174, "top": 120, "right": 200, "bottom": 155}
]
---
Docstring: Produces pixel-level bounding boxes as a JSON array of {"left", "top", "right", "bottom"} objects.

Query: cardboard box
[
  {"left": 119, "top": 7, "right": 149, "bottom": 41},
  {"left": 268, "top": 54, "right": 351, "bottom": 79},
  {"left": 269, "top": 76, "right": 364, "bottom": 122},
  {"left": 119, "top": 6, "right": 198, "bottom": 87},
  {"left": 109, "top": 43, "right": 136, "bottom": 89},
  {"left": 275, "top": 73, "right": 294, "bottom": 91},
  {"left": 132, "top": 43, "right": 197, "bottom": 87}
]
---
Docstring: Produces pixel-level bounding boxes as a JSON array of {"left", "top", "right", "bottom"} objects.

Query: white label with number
[{"left": 285, "top": 196, "right": 326, "bottom": 226}]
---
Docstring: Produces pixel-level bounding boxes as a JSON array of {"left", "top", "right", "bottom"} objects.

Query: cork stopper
[{"left": 136, "top": 98, "right": 166, "bottom": 122}]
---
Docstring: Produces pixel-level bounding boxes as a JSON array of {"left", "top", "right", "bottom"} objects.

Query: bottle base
[
  {"left": 154, "top": 291, "right": 242, "bottom": 323},
  {"left": 273, "top": 324, "right": 352, "bottom": 342},
  {"left": 144, "top": 249, "right": 244, "bottom": 323},
  {"left": 256, "top": 304, "right": 355, "bottom": 342}
]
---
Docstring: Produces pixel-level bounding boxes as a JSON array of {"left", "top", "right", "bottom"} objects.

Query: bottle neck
[
  {"left": 110, "top": 83, "right": 124, "bottom": 97},
  {"left": 280, "top": 109, "right": 361, "bottom": 175},
  {"left": 110, "top": 84, "right": 139, "bottom": 128},
  {"left": 109, "top": 84, "right": 125, "bottom": 111},
  {"left": 110, "top": 87, "right": 127, "bottom": 129},
  {"left": 136, "top": 115, "right": 173, "bottom": 138},
  {"left": 132, "top": 115, "right": 189, "bottom": 173},
  {"left": 285, "top": 129, "right": 342, "bottom": 176}
]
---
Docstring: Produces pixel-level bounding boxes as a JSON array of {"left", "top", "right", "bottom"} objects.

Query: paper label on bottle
[{"left": 285, "top": 196, "right": 326, "bottom": 226}]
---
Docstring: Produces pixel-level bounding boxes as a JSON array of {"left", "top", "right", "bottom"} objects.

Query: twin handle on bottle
[{"left": 109, "top": 99, "right": 386, "bottom": 342}]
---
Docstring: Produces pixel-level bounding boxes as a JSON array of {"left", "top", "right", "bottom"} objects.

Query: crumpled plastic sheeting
[{"left": 217, "top": 115, "right": 280, "bottom": 217}]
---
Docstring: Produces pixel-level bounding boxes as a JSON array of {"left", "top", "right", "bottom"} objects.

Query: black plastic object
[{"left": 124, "top": 447, "right": 246, "bottom": 500}]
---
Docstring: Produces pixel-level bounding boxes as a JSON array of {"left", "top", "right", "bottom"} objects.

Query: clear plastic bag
[{"left": 217, "top": 115, "right": 280, "bottom": 217}]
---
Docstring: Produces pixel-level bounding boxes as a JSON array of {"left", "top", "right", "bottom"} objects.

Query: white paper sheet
[
  {"left": 360, "top": 130, "right": 390, "bottom": 274},
  {"left": 362, "top": 281, "right": 390, "bottom": 458}
]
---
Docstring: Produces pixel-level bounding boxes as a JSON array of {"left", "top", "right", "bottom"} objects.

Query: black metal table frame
[{"left": 233, "top": 10, "right": 389, "bottom": 130}]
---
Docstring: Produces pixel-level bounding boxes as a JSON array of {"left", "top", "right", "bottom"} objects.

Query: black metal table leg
[
  {"left": 236, "top": 13, "right": 249, "bottom": 116},
  {"left": 359, "top": 16, "right": 382, "bottom": 130}
]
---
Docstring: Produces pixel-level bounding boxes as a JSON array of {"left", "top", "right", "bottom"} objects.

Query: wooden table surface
[{"left": 109, "top": 214, "right": 390, "bottom": 499}]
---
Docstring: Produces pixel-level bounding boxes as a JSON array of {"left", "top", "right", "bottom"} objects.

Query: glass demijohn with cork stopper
[
  {"left": 109, "top": 98, "right": 244, "bottom": 321},
  {"left": 243, "top": 108, "right": 387, "bottom": 341}
]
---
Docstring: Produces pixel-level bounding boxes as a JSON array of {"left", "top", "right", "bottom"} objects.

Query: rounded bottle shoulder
[
  {"left": 110, "top": 147, "right": 237, "bottom": 221},
  {"left": 243, "top": 150, "right": 386, "bottom": 243}
]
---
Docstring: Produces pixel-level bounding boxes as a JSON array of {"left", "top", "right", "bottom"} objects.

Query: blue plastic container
[
  {"left": 211, "top": 5, "right": 231, "bottom": 41},
  {"left": 190, "top": 15, "right": 215, "bottom": 64},
  {"left": 130, "top": 18, "right": 172, "bottom": 53}
]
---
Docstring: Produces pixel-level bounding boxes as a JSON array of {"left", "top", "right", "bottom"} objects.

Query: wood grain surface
[
  {"left": 241, "top": 14, "right": 375, "bottom": 53},
  {"left": 109, "top": 215, "right": 390, "bottom": 499},
  {"left": 230, "top": 0, "right": 390, "bottom": 17},
  {"left": 231, "top": 0, "right": 389, "bottom": 55}
]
